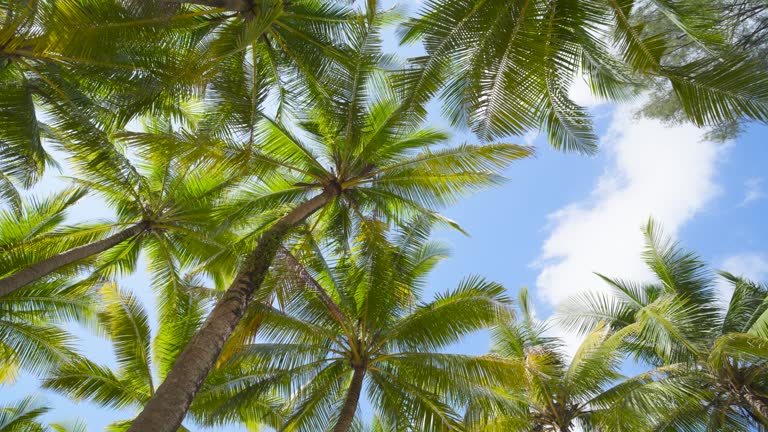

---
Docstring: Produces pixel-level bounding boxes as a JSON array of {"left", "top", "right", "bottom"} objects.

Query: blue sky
[{"left": 2, "top": 2, "right": 768, "bottom": 430}]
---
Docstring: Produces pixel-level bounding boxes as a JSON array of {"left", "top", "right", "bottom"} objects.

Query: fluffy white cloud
[{"left": 533, "top": 105, "right": 726, "bottom": 351}]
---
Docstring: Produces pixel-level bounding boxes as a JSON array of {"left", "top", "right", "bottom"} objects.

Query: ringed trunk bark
[
  {"left": 333, "top": 366, "right": 366, "bottom": 432},
  {"left": 0, "top": 222, "right": 148, "bottom": 297},
  {"left": 126, "top": 187, "right": 336, "bottom": 432}
]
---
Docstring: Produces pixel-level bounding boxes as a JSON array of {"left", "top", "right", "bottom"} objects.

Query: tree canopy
[{"left": 1, "top": 0, "right": 767, "bottom": 431}]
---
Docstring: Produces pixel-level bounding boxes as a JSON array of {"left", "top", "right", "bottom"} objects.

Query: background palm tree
[
  {"left": 634, "top": 0, "right": 768, "bottom": 141},
  {"left": 0, "top": 0, "right": 201, "bottom": 202},
  {"left": 465, "top": 288, "right": 648, "bottom": 432},
  {"left": 0, "top": 124, "right": 234, "bottom": 297},
  {"left": 128, "top": 4, "right": 531, "bottom": 429},
  {"left": 191, "top": 222, "right": 515, "bottom": 432},
  {"left": 560, "top": 220, "right": 768, "bottom": 430}
]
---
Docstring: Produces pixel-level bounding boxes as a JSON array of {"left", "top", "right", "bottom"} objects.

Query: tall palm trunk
[
  {"left": 127, "top": 186, "right": 337, "bottom": 432},
  {"left": 333, "top": 365, "right": 366, "bottom": 432},
  {"left": 0, "top": 222, "right": 148, "bottom": 297}
]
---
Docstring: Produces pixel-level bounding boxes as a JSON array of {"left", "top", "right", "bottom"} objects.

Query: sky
[{"left": 2, "top": 2, "right": 768, "bottom": 430}]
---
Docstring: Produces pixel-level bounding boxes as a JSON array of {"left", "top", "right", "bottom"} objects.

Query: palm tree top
[{"left": 192, "top": 223, "right": 514, "bottom": 430}]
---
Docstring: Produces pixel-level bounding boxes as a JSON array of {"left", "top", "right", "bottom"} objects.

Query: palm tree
[
  {"left": 465, "top": 288, "right": 649, "bottom": 432},
  {"left": 41, "top": 282, "right": 211, "bottom": 431},
  {"left": 190, "top": 223, "right": 514, "bottom": 432},
  {"left": 0, "top": 188, "right": 100, "bottom": 290},
  {"left": 0, "top": 0, "right": 201, "bottom": 200},
  {"left": 560, "top": 220, "right": 768, "bottom": 430},
  {"left": 127, "top": 5, "right": 531, "bottom": 429},
  {"left": 400, "top": 0, "right": 768, "bottom": 153},
  {"left": 0, "top": 124, "right": 234, "bottom": 297}
]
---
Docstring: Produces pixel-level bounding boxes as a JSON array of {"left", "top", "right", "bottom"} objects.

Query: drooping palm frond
[
  {"left": 0, "top": 277, "right": 95, "bottom": 383},
  {"left": 401, "top": 0, "right": 768, "bottom": 152},
  {"left": 0, "top": 396, "right": 49, "bottom": 432}
]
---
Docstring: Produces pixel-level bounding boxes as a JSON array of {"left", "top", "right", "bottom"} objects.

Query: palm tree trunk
[
  {"left": 333, "top": 366, "right": 366, "bottom": 432},
  {"left": 0, "top": 222, "right": 148, "bottom": 297},
  {"left": 742, "top": 388, "right": 768, "bottom": 425},
  {"left": 126, "top": 187, "right": 338, "bottom": 432}
]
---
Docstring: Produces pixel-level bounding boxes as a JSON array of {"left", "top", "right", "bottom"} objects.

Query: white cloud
[
  {"left": 721, "top": 254, "right": 768, "bottom": 279},
  {"left": 740, "top": 177, "right": 764, "bottom": 206},
  {"left": 533, "top": 105, "right": 725, "bottom": 352},
  {"left": 716, "top": 254, "right": 768, "bottom": 301}
]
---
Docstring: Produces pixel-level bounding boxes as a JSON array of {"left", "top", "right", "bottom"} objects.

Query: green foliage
[
  {"left": 191, "top": 224, "right": 513, "bottom": 431},
  {"left": 465, "top": 288, "right": 649, "bottom": 431},
  {"left": 0, "top": 397, "right": 48, "bottom": 432},
  {"left": 1, "top": 0, "right": 767, "bottom": 430},
  {"left": 42, "top": 282, "right": 206, "bottom": 430},
  {"left": 559, "top": 219, "right": 768, "bottom": 430},
  {"left": 402, "top": 0, "right": 768, "bottom": 151}
]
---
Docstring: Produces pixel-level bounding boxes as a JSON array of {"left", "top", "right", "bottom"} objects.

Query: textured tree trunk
[
  {"left": 743, "top": 388, "right": 768, "bottom": 425},
  {"left": 333, "top": 365, "right": 366, "bottom": 432},
  {"left": 127, "top": 187, "right": 337, "bottom": 432},
  {"left": 0, "top": 222, "right": 148, "bottom": 297}
]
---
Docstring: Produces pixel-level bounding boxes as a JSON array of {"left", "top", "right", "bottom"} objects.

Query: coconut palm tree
[
  {"left": 127, "top": 4, "right": 531, "bottom": 429},
  {"left": 0, "top": 0, "right": 203, "bottom": 200},
  {"left": 0, "top": 122, "right": 235, "bottom": 297},
  {"left": 464, "top": 288, "right": 649, "bottom": 432},
  {"left": 190, "top": 222, "right": 515, "bottom": 432},
  {"left": 0, "top": 188, "right": 102, "bottom": 288},
  {"left": 560, "top": 220, "right": 768, "bottom": 430},
  {"left": 400, "top": 0, "right": 768, "bottom": 153}
]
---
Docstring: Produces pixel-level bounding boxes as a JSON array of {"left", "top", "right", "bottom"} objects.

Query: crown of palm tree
[
  {"left": 0, "top": 125, "right": 237, "bottom": 297},
  {"left": 559, "top": 219, "right": 768, "bottom": 430},
  {"left": 466, "top": 288, "right": 650, "bottom": 432},
  {"left": 190, "top": 222, "right": 515, "bottom": 432}
]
